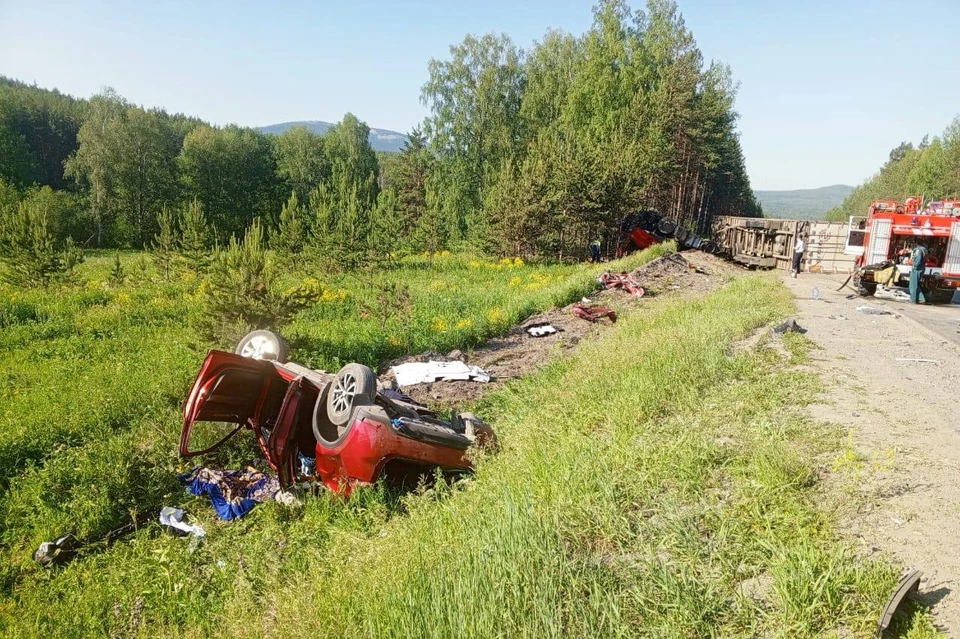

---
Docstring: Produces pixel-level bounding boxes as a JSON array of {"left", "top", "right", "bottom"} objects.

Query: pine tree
[
  {"left": 272, "top": 191, "right": 309, "bottom": 262},
  {"left": 153, "top": 206, "right": 177, "bottom": 281},
  {"left": 0, "top": 199, "right": 65, "bottom": 287},
  {"left": 179, "top": 197, "right": 211, "bottom": 272},
  {"left": 109, "top": 251, "right": 125, "bottom": 286}
]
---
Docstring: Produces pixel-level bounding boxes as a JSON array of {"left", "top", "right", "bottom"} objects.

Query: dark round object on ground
[
  {"left": 657, "top": 219, "right": 676, "bottom": 236},
  {"left": 326, "top": 363, "right": 377, "bottom": 426},
  {"left": 923, "top": 286, "right": 956, "bottom": 304},
  {"left": 235, "top": 330, "right": 288, "bottom": 362}
]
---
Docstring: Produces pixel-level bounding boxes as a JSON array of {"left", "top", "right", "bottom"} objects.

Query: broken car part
[
  {"left": 571, "top": 303, "right": 617, "bottom": 323},
  {"left": 876, "top": 569, "right": 922, "bottom": 637}
]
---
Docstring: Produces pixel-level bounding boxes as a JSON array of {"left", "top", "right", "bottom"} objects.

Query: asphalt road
[{"left": 792, "top": 272, "right": 960, "bottom": 347}]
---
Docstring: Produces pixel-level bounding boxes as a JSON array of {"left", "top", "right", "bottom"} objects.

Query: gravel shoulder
[{"left": 783, "top": 272, "right": 960, "bottom": 633}]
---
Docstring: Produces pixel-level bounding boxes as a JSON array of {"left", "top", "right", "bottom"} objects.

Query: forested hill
[
  {"left": 825, "top": 119, "right": 960, "bottom": 222},
  {"left": 259, "top": 121, "right": 407, "bottom": 152},
  {"left": 0, "top": 0, "right": 760, "bottom": 258},
  {"left": 754, "top": 185, "right": 853, "bottom": 220}
]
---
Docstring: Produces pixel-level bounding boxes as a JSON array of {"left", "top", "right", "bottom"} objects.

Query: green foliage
[
  {"left": 0, "top": 198, "right": 65, "bottom": 287},
  {"left": 826, "top": 114, "right": 960, "bottom": 221},
  {"left": 272, "top": 191, "right": 309, "bottom": 261},
  {"left": 273, "top": 125, "right": 329, "bottom": 201},
  {"left": 178, "top": 197, "right": 211, "bottom": 272},
  {"left": 153, "top": 206, "right": 178, "bottom": 281},
  {"left": 108, "top": 251, "right": 125, "bottom": 286},
  {"left": 200, "top": 219, "right": 319, "bottom": 343},
  {"left": 62, "top": 236, "right": 84, "bottom": 278},
  {"left": 178, "top": 124, "right": 282, "bottom": 241}
]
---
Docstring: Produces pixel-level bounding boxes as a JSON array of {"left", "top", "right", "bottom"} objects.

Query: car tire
[
  {"left": 235, "top": 330, "right": 288, "bottom": 362},
  {"left": 326, "top": 363, "right": 377, "bottom": 427}
]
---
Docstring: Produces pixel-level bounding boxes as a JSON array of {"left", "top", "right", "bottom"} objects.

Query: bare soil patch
[
  {"left": 783, "top": 272, "right": 960, "bottom": 634},
  {"left": 382, "top": 252, "right": 741, "bottom": 408}
]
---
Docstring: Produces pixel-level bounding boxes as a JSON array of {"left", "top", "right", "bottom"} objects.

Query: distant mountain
[
  {"left": 754, "top": 184, "right": 855, "bottom": 220},
  {"left": 259, "top": 120, "right": 408, "bottom": 152}
]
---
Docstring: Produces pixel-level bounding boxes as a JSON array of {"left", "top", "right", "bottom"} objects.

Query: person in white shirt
[{"left": 791, "top": 237, "right": 805, "bottom": 278}]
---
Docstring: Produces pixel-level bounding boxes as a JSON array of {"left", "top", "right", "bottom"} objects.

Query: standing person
[
  {"left": 791, "top": 235, "right": 806, "bottom": 278},
  {"left": 590, "top": 239, "right": 601, "bottom": 263},
  {"left": 909, "top": 244, "right": 928, "bottom": 304}
]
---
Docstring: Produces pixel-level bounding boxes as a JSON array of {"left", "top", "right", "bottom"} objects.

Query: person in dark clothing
[
  {"left": 590, "top": 239, "right": 601, "bottom": 263},
  {"left": 909, "top": 244, "right": 928, "bottom": 304}
]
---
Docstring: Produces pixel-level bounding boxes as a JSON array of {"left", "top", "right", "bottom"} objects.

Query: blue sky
[{"left": 2, "top": 0, "right": 958, "bottom": 191}]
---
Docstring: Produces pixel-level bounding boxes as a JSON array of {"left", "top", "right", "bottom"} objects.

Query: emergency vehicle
[{"left": 846, "top": 197, "right": 960, "bottom": 303}]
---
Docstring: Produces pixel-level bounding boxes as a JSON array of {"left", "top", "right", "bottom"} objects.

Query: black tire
[
  {"left": 657, "top": 219, "right": 677, "bottom": 236},
  {"left": 326, "top": 363, "right": 377, "bottom": 427},
  {"left": 235, "top": 330, "right": 288, "bottom": 362},
  {"left": 923, "top": 287, "right": 956, "bottom": 305},
  {"left": 312, "top": 386, "right": 340, "bottom": 444}
]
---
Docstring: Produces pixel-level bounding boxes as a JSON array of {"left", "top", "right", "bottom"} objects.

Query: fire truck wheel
[{"left": 923, "top": 287, "right": 955, "bottom": 305}]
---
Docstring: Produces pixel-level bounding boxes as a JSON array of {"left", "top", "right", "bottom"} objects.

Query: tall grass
[
  {"left": 1, "top": 269, "right": 938, "bottom": 637},
  {"left": 0, "top": 248, "right": 663, "bottom": 604}
]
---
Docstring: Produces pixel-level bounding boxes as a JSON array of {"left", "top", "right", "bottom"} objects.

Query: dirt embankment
[{"left": 382, "top": 252, "right": 742, "bottom": 407}]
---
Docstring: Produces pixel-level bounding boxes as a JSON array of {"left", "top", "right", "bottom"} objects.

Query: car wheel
[
  {"left": 235, "top": 330, "right": 288, "bottom": 362},
  {"left": 326, "top": 363, "right": 377, "bottom": 426}
]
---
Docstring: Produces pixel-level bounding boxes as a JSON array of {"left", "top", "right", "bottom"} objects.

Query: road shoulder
[{"left": 783, "top": 272, "right": 960, "bottom": 634}]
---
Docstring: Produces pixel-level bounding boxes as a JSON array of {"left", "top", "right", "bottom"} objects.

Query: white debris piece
[
  {"left": 391, "top": 361, "right": 491, "bottom": 387},
  {"left": 526, "top": 324, "right": 557, "bottom": 337},
  {"left": 159, "top": 506, "right": 206, "bottom": 537}
]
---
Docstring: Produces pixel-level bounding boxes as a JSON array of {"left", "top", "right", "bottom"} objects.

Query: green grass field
[{"left": 0, "top": 248, "right": 940, "bottom": 637}]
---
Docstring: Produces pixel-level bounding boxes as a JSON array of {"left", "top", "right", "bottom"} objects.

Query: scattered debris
[
  {"left": 159, "top": 506, "right": 206, "bottom": 538},
  {"left": 772, "top": 318, "right": 807, "bottom": 334},
  {"left": 526, "top": 323, "right": 558, "bottom": 337},
  {"left": 33, "top": 534, "right": 77, "bottom": 567},
  {"left": 875, "top": 287, "right": 911, "bottom": 301},
  {"left": 572, "top": 303, "right": 617, "bottom": 323},
  {"left": 599, "top": 272, "right": 645, "bottom": 297},
  {"left": 857, "top": 305, "right": 893, "bottom": 315},
  {"left": 894, "top": 358, "right": 940, "bottom": 365},
  {"left": 392, "top": 360, "right": 491, "bottom": 386},
  {"left": 180, "top": 466, "right": 280, "bottom": 520},
  {"left": 828, "top": 315, "right": 848, "bottom": 321},
  {"left": 877, "top": 569, "right": 923, "bottom": 637}
]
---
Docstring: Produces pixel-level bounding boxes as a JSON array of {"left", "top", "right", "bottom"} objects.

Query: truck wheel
[
  {"left": 235, "top": 330, "right": 288, "bottom": 362},
  {"left": 923, "top": 287, "right": 955, "bottom": 304},
  {"left": 326, "top": 363, "right": 377, "bottom": 426}
]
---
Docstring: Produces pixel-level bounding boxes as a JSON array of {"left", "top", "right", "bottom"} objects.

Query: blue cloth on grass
[{"left": 179, "top": 466, "right": 279, "bottom": 520}]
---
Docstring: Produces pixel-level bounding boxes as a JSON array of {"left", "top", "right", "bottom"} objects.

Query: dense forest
[
  {"left": 0, "top": 0, "right": 759, "bottom": 269},
  {"left": 825, "top": 115, "right": 960, "bottom": 221}
]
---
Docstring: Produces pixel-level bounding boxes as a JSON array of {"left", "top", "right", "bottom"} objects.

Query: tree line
[
  {"left": 0, "top": 0, "right": 760, "bottom": 270},
  {"left": 825, "top": 115, "right": 960, "bottom": 221}
]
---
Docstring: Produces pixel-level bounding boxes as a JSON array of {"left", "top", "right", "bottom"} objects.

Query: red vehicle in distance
[
  {"left": 179, "top": 331, "right": 495, "bottom": 495},
  {"left": 847, "top": 197, "right": 960, "bottom": 303}
]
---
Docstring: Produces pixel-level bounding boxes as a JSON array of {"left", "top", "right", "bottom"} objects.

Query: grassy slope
[
  {"left": 0, "top": 246, "right": 672, "bottom": 630},
  {"left": 1, "top": 262, "right": 939, "bottom": 636}
]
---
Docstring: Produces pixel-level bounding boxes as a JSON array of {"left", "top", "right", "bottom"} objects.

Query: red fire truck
[{"left": 848, "top": 197, "right": 960, "bottom": 303}]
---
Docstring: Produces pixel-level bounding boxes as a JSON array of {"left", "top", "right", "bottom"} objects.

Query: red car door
[
  {"left": 179, "top": 351, "right": 285, "bottom": 457},
  {"left": 267, "top": 376, "right": 323, "bottom": 488}
]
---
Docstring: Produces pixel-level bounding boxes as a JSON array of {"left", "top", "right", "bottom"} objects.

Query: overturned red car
[{"left": 179, "top": 331, "right": 496, "bottom": 495}]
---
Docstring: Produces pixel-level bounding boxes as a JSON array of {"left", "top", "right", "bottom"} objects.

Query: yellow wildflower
[{"left": 431, "top": 317, "right": 448, "bottom": 332}]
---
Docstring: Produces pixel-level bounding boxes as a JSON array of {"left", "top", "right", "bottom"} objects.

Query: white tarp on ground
[{"left": 391, "top": 361, "right": 490, "bottom": 387}]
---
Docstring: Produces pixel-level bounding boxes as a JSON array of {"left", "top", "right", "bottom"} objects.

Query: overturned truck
[{"left": 710, "top": 217, "right": 809, "bottom": 270}]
